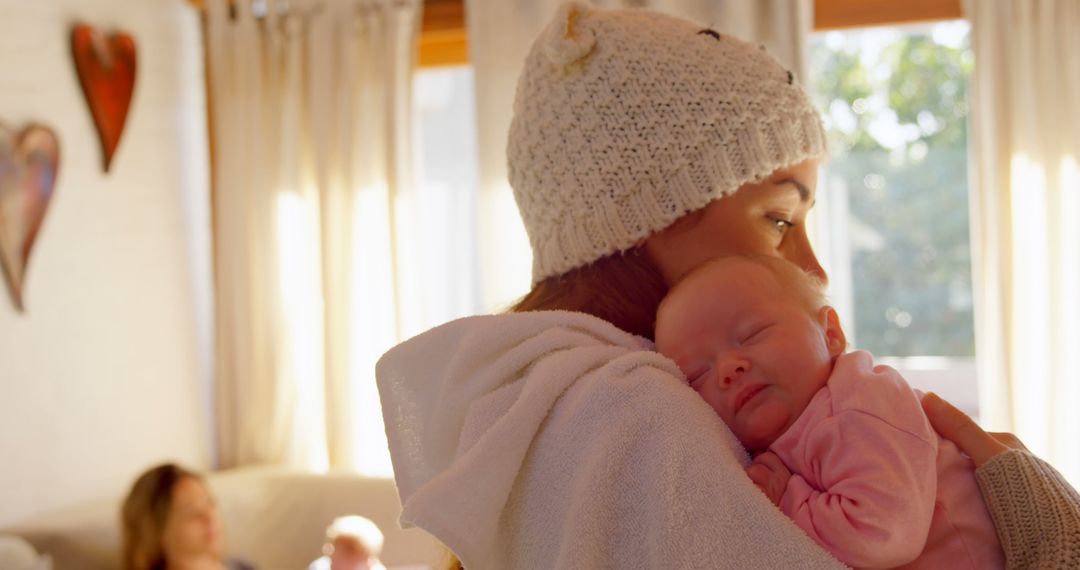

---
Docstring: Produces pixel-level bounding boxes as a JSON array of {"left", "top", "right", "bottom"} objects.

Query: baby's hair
[
  {"left": 662, "top": 254, "right": 828, "bottom": 316},
  {"left": 325, "top": 515, "right": 384, "bottom": 557}
]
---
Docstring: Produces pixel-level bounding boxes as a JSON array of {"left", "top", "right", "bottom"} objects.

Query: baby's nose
[{"left": 717, "top": 359, "right": 748, "bottom": 387}]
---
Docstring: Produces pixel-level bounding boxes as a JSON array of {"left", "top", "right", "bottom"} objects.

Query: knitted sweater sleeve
[{"left": 975, "top": 450, "right": 1080, "bottom": 569}]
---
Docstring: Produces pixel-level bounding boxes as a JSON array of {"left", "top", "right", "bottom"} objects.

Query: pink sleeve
[{"left": 778, "top": 409, "right": 938, "bottom": 568}]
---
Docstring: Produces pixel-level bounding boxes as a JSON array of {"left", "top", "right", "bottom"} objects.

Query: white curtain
[
  {"left": 638, "top": 0, "right": 813, "bottom": 76},
  {"left": 205, "top": 0, "right": 421, "bottom": 474},
  {"left": 465, "top": 0, "right": 813, "bottom": 310},
  {"left": 965, "top": 0, "right": 1080, "bottom": 484}
]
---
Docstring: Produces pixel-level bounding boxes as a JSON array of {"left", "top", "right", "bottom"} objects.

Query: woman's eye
[{"left": 770, "top": 216, "right": 794, "bottom": 234}]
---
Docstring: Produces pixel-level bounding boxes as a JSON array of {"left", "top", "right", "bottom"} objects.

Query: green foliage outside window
[{"left": 811, "top": 24, "right": 975, "bottom": 357}]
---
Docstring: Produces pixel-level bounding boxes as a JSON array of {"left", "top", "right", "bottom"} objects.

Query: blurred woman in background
[{"left": 121, "top": 463, "right": 255, "bottom": 570}]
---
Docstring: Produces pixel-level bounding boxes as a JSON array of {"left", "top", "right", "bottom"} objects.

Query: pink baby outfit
[{"left": 769, "top": 350, "right": 1005, "bottom": 569}]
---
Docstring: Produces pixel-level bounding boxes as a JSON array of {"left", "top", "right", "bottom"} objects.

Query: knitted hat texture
[{"left": 508, "top": 2, "right": 828, "bottom": 284}]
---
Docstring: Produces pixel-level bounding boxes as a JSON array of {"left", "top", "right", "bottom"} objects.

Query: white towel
[{"left": 377, "top": 310, "right": 845, "bottom": 569}]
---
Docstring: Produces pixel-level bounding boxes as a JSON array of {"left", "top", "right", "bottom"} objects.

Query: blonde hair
[
  {"left": 662, "top": 254, "right": 828, "bottom": 318},
  {"left": 325, "top": 515, "right": 384, "bottom": 557},
  {"left": 120, "top": 463, "right": 201, "bottom": 570}
]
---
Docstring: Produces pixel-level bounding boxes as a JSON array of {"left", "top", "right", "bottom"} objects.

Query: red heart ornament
[
  {"left": 0, "top": 124, "right": 60, "bottom": 312},
  {"left": 71, "top": 23, "right": 136, "bottom": 173}
]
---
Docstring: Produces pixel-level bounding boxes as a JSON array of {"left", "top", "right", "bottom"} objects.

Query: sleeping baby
[{"left": 654, "top": 254, "right": 1004, "bottom": 569}]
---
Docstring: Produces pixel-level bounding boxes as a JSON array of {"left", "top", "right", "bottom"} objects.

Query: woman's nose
[
  {"left": 199, "top": 508, "right": 218, "bottom": 525},
  {"left": 785, "top": 231, "right": 829, "bottom": 286},
  {"left": 801, "top": 256, "right": 827, "bottom": 285}
]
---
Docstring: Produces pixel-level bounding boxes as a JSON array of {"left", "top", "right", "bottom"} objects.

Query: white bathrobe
[{"left": 376, "top": 310, "right": 845, "bottom": 569}]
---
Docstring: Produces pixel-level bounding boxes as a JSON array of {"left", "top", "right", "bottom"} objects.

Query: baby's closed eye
[
  {"left": 739, "top": 323, "right": 773, "bottom": 345},
  {"left": 684, "top": 367, "right": 711, "bottom": 388}
]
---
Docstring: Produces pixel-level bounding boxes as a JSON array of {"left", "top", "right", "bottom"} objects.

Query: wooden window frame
[
  {"left": 420, "top": 0, "right": 468, "bottom": 67},
  {"left": 814, "top": 0, "right": 962, "bottom": 30}
]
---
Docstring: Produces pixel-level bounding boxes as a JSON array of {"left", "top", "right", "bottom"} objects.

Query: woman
[
  {"left": 377, "top": 3, "right": 1080, "bottom": 569},
  {"left": 120, "top": 463, "right": 256, "bottom": 570}
]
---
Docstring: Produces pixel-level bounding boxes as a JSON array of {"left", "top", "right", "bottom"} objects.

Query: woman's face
[
  {"left": 644, "top": 159, "right": 825, "bottom": 285},
  {"left": 161, "top": 476, "right": 223, "bottom": 562}
]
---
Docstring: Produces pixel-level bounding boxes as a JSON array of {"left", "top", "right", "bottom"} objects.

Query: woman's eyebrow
[{"left": 775, "top": 178, "right": 811, "bottom": 203}]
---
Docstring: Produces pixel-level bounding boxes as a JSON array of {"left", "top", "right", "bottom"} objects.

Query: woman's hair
[
  {"left": 509, "top": 246, "right": 669, "bottom": 340},
  {"left": 441, "top": 548, "right": 465, "bottom": 570},
  {"left": 120, "top": 463, "right": 201, "bottom": 570}
]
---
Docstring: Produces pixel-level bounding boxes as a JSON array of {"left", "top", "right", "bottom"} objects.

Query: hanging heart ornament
[
  {"left": 0, "top": 124, "right": 60, "bottom": 312},
  {"left": 71, "top": 23, "right": 136, "bottom": 172}
]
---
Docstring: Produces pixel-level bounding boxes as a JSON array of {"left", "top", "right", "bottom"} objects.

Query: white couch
[{"left": 2, "top": 466, "right": 442, "bottom": 570}]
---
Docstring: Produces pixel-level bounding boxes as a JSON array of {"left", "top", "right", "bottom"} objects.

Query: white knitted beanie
[{"left": 508, "top": 2, "right": 828, "bottom": 284}]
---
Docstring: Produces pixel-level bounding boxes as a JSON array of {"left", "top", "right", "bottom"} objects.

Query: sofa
[{"left": 2, "top": 465, "right": 442, "bottom": 570}]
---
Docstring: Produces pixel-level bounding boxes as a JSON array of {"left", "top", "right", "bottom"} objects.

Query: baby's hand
[{"left": 746, "top": 451, "right": 791, "bottom": 506}]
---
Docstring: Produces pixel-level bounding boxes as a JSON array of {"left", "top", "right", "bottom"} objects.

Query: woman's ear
[{"left": 817, "top": 306, "right": 846, "bottom": 357}]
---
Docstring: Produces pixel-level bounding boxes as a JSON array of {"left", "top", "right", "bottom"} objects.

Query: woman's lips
[{"left": 734, "top": 384, "right": 767, "bottom": 413}]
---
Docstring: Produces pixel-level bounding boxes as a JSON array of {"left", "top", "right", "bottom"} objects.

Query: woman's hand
[
  {"left": 747, "top": 451, "right": 791, "bottom": 506},
  {"left": 921, "top": 392, "right": 1029, "bottom": 467}
]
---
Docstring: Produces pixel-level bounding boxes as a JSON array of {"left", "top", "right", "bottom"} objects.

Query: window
[
  {"left": 809, "top": 21, "right": 979, "bottom": 416},
  {"left": 410, "top": 65, "right": 483, "bottom": 331}
]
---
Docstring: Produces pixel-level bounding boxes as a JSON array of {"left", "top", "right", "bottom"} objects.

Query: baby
[
  {"left": 307, "top": 515, "right": 387, "bottom": 570},
  {"left": 654, "top": 255, "right": 1004, "bottom": 569}
]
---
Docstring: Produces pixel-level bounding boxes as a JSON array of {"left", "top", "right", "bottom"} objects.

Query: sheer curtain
[
  {"left": 205, "top": 0, "right": 421, "bottom": 474},
  {"left": 466, "top": 0, "right": 813, "bottom": 310},
  {"left": 965, "top": 0, "right": 1080, "bottom": 484},
  {"left": 639, "top": 0, "right": 812, "bottom": 75}
]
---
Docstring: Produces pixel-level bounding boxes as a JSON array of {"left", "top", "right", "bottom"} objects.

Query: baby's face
[
  {"left": 330, "top": 537, "right": 373, "bottom": 570},
  {"left": 655, "top": 258, "right": 842, "bottom": 452}
]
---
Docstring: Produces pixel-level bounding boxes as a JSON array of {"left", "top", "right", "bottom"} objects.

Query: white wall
[{"left": 0, "top": 0, "right": 214, "bottom": 525}]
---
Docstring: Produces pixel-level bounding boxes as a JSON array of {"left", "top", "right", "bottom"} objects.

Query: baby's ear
[{"left": 817, "top": 306, "right": 847, "bottom": 357}]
